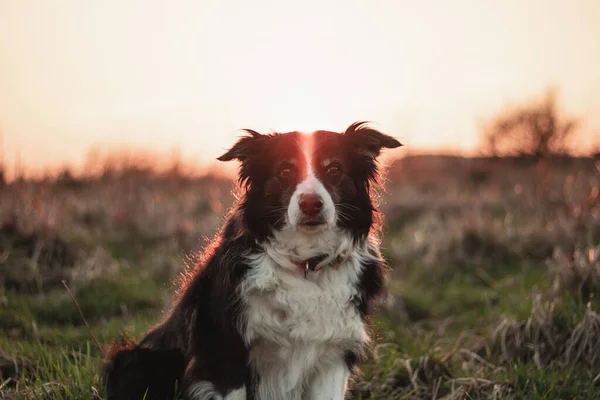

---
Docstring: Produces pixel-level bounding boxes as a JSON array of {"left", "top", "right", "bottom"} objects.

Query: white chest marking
[{"left": 239, "top": 239, "right": 373, "bottom": 399}]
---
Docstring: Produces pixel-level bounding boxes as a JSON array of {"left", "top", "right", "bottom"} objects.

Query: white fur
[
  {"left": 239, "top": 230, "right": 377, "bottom": 399},
  {"left": 225, "top": 387, "right": 247, "bottom": 400},
  {"left": 308, "top": 362, "right": 351, "bottom": 400},
  {"left": 287, "top": 174, "right": 336, "bottom": 228},
  {"left": 187, "top": 383, "right": 246, "bottom": 400},
  {"left": 187, "top": 381, "right": 222, "bottom": 400},
  {"left": 287, "top": 135, "right": 336, "bottom": 229}
]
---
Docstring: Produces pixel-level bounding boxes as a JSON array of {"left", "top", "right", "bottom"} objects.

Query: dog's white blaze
[
  {"left": 287, "top": 133, "right": 336, "bottom": 228},
  {"left": 239, "top": 232, "right": 378, "bottom": 399},
  {"left": 302, "top": 133, "right": 315, "bottom": 177}
]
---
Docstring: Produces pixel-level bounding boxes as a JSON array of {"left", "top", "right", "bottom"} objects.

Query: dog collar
[
  {"left": 296, "top": 254, "right": 328, "bottom": 278},
  {"left": 296, "top": 254, "right": 348, "bottom": 278}
]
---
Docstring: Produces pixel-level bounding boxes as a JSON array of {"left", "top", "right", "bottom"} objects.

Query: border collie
[{"left": 104, "top": 122, "right": 401, "bottom": 400}]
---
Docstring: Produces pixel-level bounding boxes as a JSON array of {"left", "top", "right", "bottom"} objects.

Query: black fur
[
  {"left": 343, "top": 351, "right": 359, "bottom": 373},
  {"left": 104, "top": 216, "right": 254, "bottom": 399},
  {"left": 352, "top": 256, "right": 388, "bottom": 319},
  {"left": 104, "top": 346, "right": 185, "bottom": 400},
  {"left": 104, "top": 122, "right": 401, "bottom": 399}
]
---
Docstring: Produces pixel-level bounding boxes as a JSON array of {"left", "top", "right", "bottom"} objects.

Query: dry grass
[
  {"left": 492, "top": 293, "right": 600, "bottom": 369},
  {"left": 564, "top": 303, "right": 600, "bottom": 366},
  {"left": 351, "top": 344, "right": 513, "bottom": 400},
  {"left": 2, "top": 154, "right": 600, "bottom": 399},
  {"left": 0, "top": 168, "right": 233, "bottom": 294},
  {"left": 549, "top": 246, "right": 600, "bottom": 302},
  {"left": 492, "top": 295, "right": 568, "bottom": 367}
]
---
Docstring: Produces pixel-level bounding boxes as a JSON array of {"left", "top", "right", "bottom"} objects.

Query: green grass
[
  {"left": 0, "top": 343, "right": 101, "bottom": 399},
  {"left": 2, "top": 252, "right": 598, "bottom": 399},
  {"left": 0, "top": 271, "right": 166, "bottom": 399},
  {"left": 353, "top": 248, "right": 600, "bottom": 399},
  {"left": 1, "top": 273, "right": 169, "bottom": 330},
  {"left": 497, "top": 364, "right": 600, "bottom": 400}
]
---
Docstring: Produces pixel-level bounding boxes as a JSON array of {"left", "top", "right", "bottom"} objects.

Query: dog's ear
[
  {"left": 217, "top": 130, "right": 267, "bottom": 162},
  {"left": 343, "top": 121, "right": 401, "bottom": 159}
]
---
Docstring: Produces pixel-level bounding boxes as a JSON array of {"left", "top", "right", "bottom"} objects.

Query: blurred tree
[{"left": 484, "top": 89, "right": 579, "bottom": 159}]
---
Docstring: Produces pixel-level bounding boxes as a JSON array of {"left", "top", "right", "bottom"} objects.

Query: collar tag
[{"left": 304, "top": 261, "right": 309, "bottom": 279}]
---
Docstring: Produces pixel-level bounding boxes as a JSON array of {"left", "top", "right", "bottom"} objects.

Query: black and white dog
[{"left": 105, "top": 122, "right": 401, "bottom": 400}]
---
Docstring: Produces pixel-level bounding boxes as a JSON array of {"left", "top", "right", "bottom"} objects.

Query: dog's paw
[{"left": 186, "top": 381, "right": 224, "bottom": 400}]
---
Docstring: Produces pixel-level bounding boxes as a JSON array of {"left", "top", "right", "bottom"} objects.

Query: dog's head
[{"left": 218, "top": 122, "right": 401, "bottom": 241}]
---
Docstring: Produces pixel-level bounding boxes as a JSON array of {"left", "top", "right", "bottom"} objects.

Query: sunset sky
[{"left": 1, "top": 0, "right": 599, "bottom": 174}]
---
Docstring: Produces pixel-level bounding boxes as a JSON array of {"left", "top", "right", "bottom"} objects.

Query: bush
[{"left": 484, "top": 89, "right": 579, "bottom": 159}]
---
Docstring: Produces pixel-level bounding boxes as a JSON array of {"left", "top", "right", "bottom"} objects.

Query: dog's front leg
[
  {"left": 184, "top": 355, "right": 248, "bottom": 400},
  {"left": 307, "top": 361, "right": 350, "bottom": 400},
  {"left": 185, "top": 380, "right": 246, "bottom": 400}
]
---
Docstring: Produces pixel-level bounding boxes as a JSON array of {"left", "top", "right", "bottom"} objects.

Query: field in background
[{"left": 1, "top": 154, "right": 600, "bottom": 399}]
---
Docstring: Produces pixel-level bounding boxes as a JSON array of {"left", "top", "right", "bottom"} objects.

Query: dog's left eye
[
  {"left": 279, "top": 166, "right": 293, "bottom": 179},
  {"left": 326, "top": 164, "right": 342, "bottom": 176}
]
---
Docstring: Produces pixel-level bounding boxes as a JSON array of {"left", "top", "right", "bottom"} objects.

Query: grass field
[{"left": 1, "top": 155, "right": 599, "bottom": 399}]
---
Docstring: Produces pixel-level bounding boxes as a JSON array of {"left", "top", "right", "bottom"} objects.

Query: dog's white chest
[
  {"left": 240, "top": 255, "right": 367, "bottom": 399},
  {"left": 244, "top": 276, "right": 365, "bottom": 346}
]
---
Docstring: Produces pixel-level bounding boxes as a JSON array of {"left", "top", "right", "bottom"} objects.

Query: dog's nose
[{"left": 299, "top": 193, "right": 324, "bottom": 217}]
